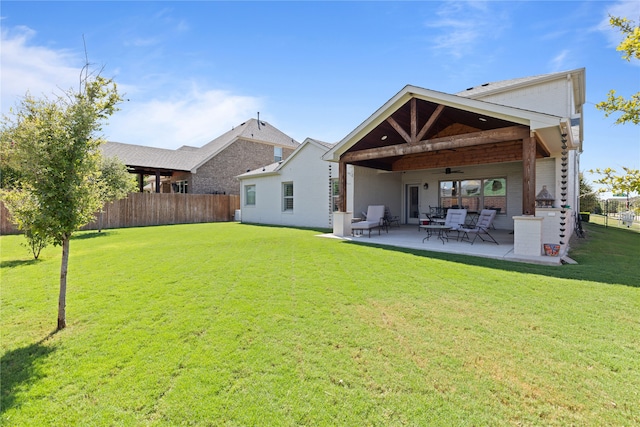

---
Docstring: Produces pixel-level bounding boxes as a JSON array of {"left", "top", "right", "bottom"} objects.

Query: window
[
  {"left": 439, "top": 177, "right": 506, "bottom": 213},
  {"left": 174, "top": 180, "right": 188, "bottom": 193},
  {"left": 274, "top": 146, "right": 283, "bottom": 162},
  {"left": 282, "top": 182, "right": 293, "bottom": 211},
  {"left": 331, "top": 178, "right": 340, "bottom": 212},
  {"left": 245, "top": 184, "right": 256, "bottom": 206}
]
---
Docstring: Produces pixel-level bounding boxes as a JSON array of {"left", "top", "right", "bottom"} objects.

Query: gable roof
[
  {"left": 237, "top": 137, "right": 334, "bottom": 179},
  {"left": 102, "top": 118, "right": 300, "bottom": 173},
  {"left": 322, "top": 83, "right": 564, "bottom": 163},
  {"left": 457, "top": 68, "right": 586, "bottom": 112}
]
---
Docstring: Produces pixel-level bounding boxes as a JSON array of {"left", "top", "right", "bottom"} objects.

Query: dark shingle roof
[{"left": 102, "top": 118, "right": 300, "bottom": 172}]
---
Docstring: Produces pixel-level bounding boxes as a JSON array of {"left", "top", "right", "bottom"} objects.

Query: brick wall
[{"left": 190, "top": 139, "right": 295, "bottom": 195}]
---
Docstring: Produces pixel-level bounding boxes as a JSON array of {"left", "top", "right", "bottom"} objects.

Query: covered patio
[
  {"left": 324, "top": 71, "right": 585, "bottom": 261},
  {"left": 320, "top": 225, "right": 565, "bottom": 265}
]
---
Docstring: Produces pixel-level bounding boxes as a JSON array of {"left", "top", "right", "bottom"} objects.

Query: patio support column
[
  {"left": 522, "top": 134, "right": 536, "bottom": 215},
  {"left": 333, "top": 159, "right": 352, "bottom": 237},
  {"left": 138, "top": 174, "right": 144, "bottom": 192},
  {"left": 338, "top": 159, "right": 347, "bottom": 212},
  {"left": 155, "top": 171, "right": 161, "bottom": 193}
]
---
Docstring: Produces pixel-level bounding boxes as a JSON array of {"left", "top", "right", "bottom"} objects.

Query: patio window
[
  {"left": 331, "top": 178, "right": 340, "bottom": 212},
  {"left": 283, "top": 182, "right": 294, "bottom": 211},
  {"left": 274, "top": 146, "right": 283, "bottom": 162},
  {"left": 245, "top": 184, "right": 256, "bottom": 206},
  {"left": 439, "top": 177, "right": 506, "bottom": 213}
]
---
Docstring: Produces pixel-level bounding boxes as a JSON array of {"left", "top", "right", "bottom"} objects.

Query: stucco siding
[
  {"left": 239, "top": 143, "right": 338, "bottom": 228},
  {"left": 352, "top": 167, "right": 402, "bottom": 221}
]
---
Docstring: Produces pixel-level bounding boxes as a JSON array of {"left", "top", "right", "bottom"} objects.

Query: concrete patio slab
[{"left": 319, "top": 225, "right": 563, "bottom": 266}]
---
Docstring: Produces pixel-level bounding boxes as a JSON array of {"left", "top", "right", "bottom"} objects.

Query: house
[
  {"left": 324, "top": 69, "right": 585, "bottom": 258},
  {"left": 237, "top": 138, "right": 347, "bottom": 229},
  {"left": 102, "top": 118, "right": 299, "bottom": 195}
]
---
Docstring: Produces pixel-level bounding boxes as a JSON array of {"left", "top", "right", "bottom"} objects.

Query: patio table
[{"left": 420, "top": 224, "right": 451, "bottom": 244}]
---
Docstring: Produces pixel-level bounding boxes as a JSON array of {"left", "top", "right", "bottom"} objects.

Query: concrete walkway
[{"left": 320, "top": 225, "right": 564, "bottom": 265}]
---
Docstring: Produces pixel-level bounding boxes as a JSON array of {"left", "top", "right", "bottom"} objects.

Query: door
[{"left": 406, "top": 184, "right": 420, "bottom": 224}]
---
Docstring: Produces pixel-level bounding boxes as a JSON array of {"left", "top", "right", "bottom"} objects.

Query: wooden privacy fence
[{"left": 1, "top": 193, "right": 240, "bottom": 235}]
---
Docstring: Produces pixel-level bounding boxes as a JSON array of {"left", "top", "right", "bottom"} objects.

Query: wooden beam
[
  {"left": 522, "top": 135, "right": 536, "bottom": 215},
  {"left": 410, "top": 98, "right": 417, "bottom": 143},
  {"left": 534, "top": 134, "right": 551, "bottom": 158},
  {"left": 342, "top": 125, "right": 530, "bottom": 163},
  {"left": 386, "top": 116, "right": 412, "bottom": 144},
  {"left": 415, "top": 104, "right": 445, "bottom": 143},
  {"left": 338, "top": 160, "right": 347, "bottom": 212},
  {"left": 391, "top": 140, "right": 526, "bottom": 171}
]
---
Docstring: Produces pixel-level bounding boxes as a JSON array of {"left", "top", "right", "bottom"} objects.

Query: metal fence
[
  {"left": 590, "top": 198, "right": 638, "bottom": 228},
  {"left": 1, "top": 193, "right": 240, "bottom": 235}
]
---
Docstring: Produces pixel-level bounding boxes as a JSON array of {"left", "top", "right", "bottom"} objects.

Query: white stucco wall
[
  {"left": 352, "top": 166, "right": 402, "bottom": 220},
  {"left": 239, "top": 142, "right": 338, "bottom": 229}
]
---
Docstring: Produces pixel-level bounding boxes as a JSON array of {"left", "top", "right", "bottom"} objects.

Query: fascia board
[
  {"left": 237, "top": 169, "right": 280, "bottom": 180},
  {"left": 463, "top": 68, "right": 586, "bottom": 101}
]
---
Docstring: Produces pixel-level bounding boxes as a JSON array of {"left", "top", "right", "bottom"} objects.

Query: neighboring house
[
  {"left": 102, "top": 118, "right": 299, "bottom": 195},
  {"left": 237, "top": 138, "right": 347, "bottom": 229},
  {"left": 324, "top": 69, "right": 585, "bottom": 258}
]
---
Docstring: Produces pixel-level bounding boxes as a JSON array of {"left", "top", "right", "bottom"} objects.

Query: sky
[{"left": 1, "top": 1, "right": 638, "bottom": 188}]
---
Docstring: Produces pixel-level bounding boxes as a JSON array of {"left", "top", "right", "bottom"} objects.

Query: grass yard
[{"left": 1, "top": 222, "right": 639, "bottom": 426}]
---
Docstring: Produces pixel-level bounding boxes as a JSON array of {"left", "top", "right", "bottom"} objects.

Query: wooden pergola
[{"left": 335, "top": 96, "right": 552, "bottom": 216}]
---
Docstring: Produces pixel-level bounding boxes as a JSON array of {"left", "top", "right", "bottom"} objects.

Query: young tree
[
  {"left": 579, "top": 172, "right": 600, "bottom": 213},
  {"left": 1, "top": 188, "right": 51, "bottom": 259},
  {"left": 589, "top": 167, "right": 640, "bottom": 209},
  {"left": 96, "top": 155, "right": 137, "bottom": 231},
  {"left": 1, "top": 75, "right": 122, "bottom": 330},
  {"left": 596, "top": 16, "right": 640, "bottom": 124}
]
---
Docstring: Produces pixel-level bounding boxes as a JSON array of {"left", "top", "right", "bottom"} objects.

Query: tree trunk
[{"left": 57, "top": 235, "right": 70, "bottom": 330}]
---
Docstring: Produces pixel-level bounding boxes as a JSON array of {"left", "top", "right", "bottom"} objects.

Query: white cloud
[
  {"left": 599, "top": 1, "right": 640, "bottom": 48},
  {"left": 1, "top": 24, "right": 264, "bottom": 150},
  {"left": 549, "top": 49, "right": 570, "bottom": 72},
  {"left": 1, "top": 26, "right": 81, "bottom": 110},
  {"left": 105, "top": 87, "right": 263, "bottom": 149},
  {"left": 425, "top": 1, "right": 508, "bottom": 59}
]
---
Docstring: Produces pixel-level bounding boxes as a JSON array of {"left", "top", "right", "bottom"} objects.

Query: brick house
[{"left": 102, "top": 118, "right": 299, "bottom": 195}]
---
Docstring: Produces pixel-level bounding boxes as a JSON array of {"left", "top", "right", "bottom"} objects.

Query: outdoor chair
[
  {"left": 429, "top": 205, "right": 446, "bottom": 220},
  {"left": 352, "top": 205, "right": 386, "bottom": 237},
  {"left": 459, "top": 209, "right": 498, "bottom": 245},
  {"left": 383, "top": 206, "right": 400, "bottom": 228},
  {"left": 418, "top": 210, "right": 431, "bottom": 230},
  {"left": 443, "top": 208, "right": 467, "bottom": 237}
]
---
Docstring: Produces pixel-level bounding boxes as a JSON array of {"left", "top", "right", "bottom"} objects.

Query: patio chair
[
  {"left": 443, "top": 208, "right": 467, "bottom": 239},
  {"left": 418, "top": 210, "right": 431, "bottom": 230},
  {"left": 384, "top": 206, "right": 400, "bottom": 228},
  {"left": 459, "top": 209, "right": 498, "bottom": 245},
  {"left": 429, "top": 205, "right": 446, "bottom": 220},
  {"left": 352, "top": 205, "right": 386, "bottom": 237}
]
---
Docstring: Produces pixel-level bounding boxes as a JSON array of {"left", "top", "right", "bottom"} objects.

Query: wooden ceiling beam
[
  {"left": 416, "top": 104, "right": 445, "bottom": 143},
  {"left": 391, "top": 141, "right": 526, "bottom": 171},
  {"left": 386, "top": 116, "right": 412, "bottom": 144},
  {"left": 342, "top": 125, "right": 530, "bottom": 163}
]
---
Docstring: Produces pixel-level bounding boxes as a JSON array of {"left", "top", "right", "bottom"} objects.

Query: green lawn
[{"left": 1, "top": 222, "right": 639, "bottom": 426}]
